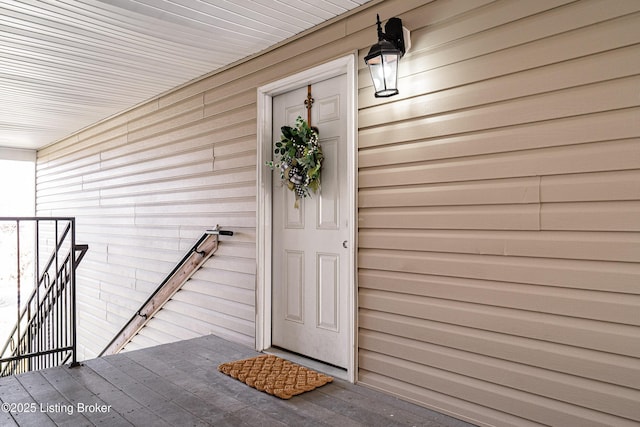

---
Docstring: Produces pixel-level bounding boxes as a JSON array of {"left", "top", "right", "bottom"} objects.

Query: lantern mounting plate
[{"left": 382, "top": 17, "right": 406, "bottom": 57}]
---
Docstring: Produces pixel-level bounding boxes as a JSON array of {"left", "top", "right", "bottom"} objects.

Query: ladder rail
[{"left": 99, "top": 226, "right": 233, "bottom": 356}]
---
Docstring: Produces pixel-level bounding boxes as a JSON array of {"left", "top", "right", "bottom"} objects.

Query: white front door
[{"left": 271, "top": 74, "right": 349, "bottom": 368}]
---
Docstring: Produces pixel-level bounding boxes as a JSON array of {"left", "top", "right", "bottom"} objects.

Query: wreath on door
[{"left": 266, "top": 116, "right": 323, "bottom": 208}]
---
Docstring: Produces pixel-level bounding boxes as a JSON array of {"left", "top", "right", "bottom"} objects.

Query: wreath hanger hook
[{"left": 304, "top": 84, "right": 314, "bottom": 127}]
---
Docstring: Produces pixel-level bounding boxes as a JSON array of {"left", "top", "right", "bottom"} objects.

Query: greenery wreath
[{"left": 266, "top": 116, "right": 323, "bottom": 208}]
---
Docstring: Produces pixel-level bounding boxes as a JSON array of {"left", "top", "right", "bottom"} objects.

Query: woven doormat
[{"left": 217, "top": 354, "right": 333, "bottom": 399}]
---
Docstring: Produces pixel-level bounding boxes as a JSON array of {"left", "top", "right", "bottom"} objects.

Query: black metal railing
[{"left": 0, "top": 217, "right": 87, "bottom": 377}]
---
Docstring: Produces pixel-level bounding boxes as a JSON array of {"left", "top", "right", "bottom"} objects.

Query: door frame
[{"left": 256, "top": 54, "right": 357, "bottom": 382}]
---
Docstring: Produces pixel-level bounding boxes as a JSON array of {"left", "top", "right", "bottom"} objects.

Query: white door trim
[{"left": 256, "top": 54, "right": 357, "bottom": 382}]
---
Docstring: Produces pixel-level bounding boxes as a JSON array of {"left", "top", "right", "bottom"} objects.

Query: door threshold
[{"left": 264, "top": 347, "right": 348, "bottom": 381}]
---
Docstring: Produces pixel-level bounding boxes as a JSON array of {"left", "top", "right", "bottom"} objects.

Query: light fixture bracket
[{"left": 379, "top": 16, "right": 406, "bottom": 57}]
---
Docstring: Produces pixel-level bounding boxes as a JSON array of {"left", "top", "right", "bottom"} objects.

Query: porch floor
[{"left": 0, "top": 335, "right": 475, "bottom": 426}]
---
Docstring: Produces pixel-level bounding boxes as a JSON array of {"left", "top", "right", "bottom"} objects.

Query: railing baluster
[
  {"left": 0, "top": 217, "right": 87, "bottom": 376},
  {"left": 52, "top": 219, "right": 58, "bottom": 371},
  {"left": 35, "top": 220, "right": 40, "bottom": 372},
  {"left": 70, "top": 218, "right": 79, "bottom": 368},
  {"left": 15, "top": 220, "right": 21, "bottom": 368}
]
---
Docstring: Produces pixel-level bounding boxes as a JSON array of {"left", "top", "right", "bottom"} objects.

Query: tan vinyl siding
[
  {"left": 357, "top": 1, "right": 640, "bottom": 426},
  {"left": 35, "top": 0, "right": 640, "bottom": 426},
  {"left": 36, "top": 89, "right": 258, "bottom": 359}
]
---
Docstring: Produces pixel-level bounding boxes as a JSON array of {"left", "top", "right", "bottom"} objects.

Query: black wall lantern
[{"left": 364, "top": 14, "right": 410, "bottom": 97}]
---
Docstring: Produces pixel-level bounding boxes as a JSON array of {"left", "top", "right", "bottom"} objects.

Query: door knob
[{"left": 342, "top": 240, "right": 348, "bottom": 248}]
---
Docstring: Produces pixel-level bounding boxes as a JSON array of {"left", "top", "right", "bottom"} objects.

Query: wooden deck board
[
  {"left": 41, "top": 364, "right": 130, "bottom": 427},
  {"left": 0, "top": 335, "right": 476, "bottom": 426}
]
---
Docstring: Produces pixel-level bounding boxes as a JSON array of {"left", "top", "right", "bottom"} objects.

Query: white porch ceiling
[{"left": 0, "top": 0, "right": 370, "bottom": 151}]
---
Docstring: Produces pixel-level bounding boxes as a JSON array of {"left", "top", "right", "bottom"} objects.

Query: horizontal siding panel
[
  {"left": 359, "top": 205, "right": 541, "bottom": 231},
  {"left": 203, "top": 88, "right": 255, "bottom": 117},
  {"left": 36, "top": 185, "right": 86, "bottom": 200},
  {"left": 214, "top": 150, "right": 256, "bottom": 171},
  {"left": 98, "top": 167, "right": 254, "bottom": 197},
  {"left": 120, "top": 341, "right": 144, "bottom": 352},
  {"left": 359, "top": 138, "right": 640, "bottom": 187},
  {"left": 359, "top": 330, "right": 640, "bottom": 421},
  {"left": 132, "top": 198, "right": 255, "bottom": 216},
  {"left": 125, "top": 323, "right": 187, "bottom": 347},
  {"left": 423, "top": 0, "right": 640, "bottom": 73},
  {"left": 359, "top": 177, "right": 540, "bottom": 208},
  {"left": 41, "top": 135, "right": 128, "bottom": 170},
  {"left": 204, "top": 255, "right": 256, "bottom": 276},
  {"left": 100, "top": 118, "right": 255, "bottom": 161},
  {"left": 360, "top": 98, "right": 638, "bottom": 155},
  {"left": 359, "top": 230, "right": 640, "bottom": 263},
  {"left": 156, "top": 299, "right": 254, "bottom": 339},
  {"left": 126, "top": 94, "right": 204, "bottom": 132},
  {"left": 203, "top": 104, "right": 257, "bottom": 131},
  {"left": 106, "top": 244, "right": 182, "bottom": 264},
  {"left": 39, "top": 124, "right": 128, "bottom": 163},
  {"left": 359, "top": 270, "right": 640, "bottom": 325},
  {"left": 359, "top": 309, "right": 640, "bottom": 390},
  {"left": 83, "top": 161, "right": 214, "bottom": 191},
  {"left": 105, "top": 253, "right": 173, "bottom": 274},
  {"left": 213, "top": 136, "right": 255, "bottom": 156},
  {"left": 99, "top": 133, "right": 215, "bottom": 168},
  {"left": 36, "top": 154, "right": 101, "bottom": 182},
  {"left": 184, "top": 279, "right": 254, "bottom": 307},
  {"left": 359, "top": 44, "right": 640, "bottom": 127},
  {"left": 358, "top": 110, "right": 640, "bottom": 168},
  {"left": 140, "top": 318, "right": 201, "bottom": 342},
  {"left": 75, "top": 108, "right": 147, "bottom": 144},
  {"left": 121, "top": 333, "right": 158, "bottom": 352},
  {"left": 37, "top": 188, "right": 101, "bottom": 204},
  {"left": 210, "top": 241, "right": 255, "bottom": 260},
  {"left": 77, "top": 224, "right": 181, "bottom": 240},
  {"left": 79, "top": 258, "right": 135, "bottom": 281},
  {"left": 171, "top": 289, "right": 253, "bottom": 322},
  {"left": 98, "top": 182, "right": 255, "bottom": 207},
  {"left": 37, "top": 134, "right": 81, "bottom": 162},
  {"left": 359, "top": 288, "right": 640, "bottom": 357},
  {"left": 76, "top": 317, "right": 117, "bottom": 360},
  {"left": 37, "top": 197, "right": 101, "bottom": 212},
  {"left": 541, "top": 201, "right": 640, "bottom": 231},
  {"left": 192, "top": 267, "right": 255, "bottom": 291},
  {"left": 359, "top": 351, "right": 639, "bottom": 427},
  {"left": 36, "top": 174, "right": 83, "bottom": 192},
  {"left": 541, "top": 169, "right": 640, "bottom": 202},
  {"left": 82, "top": 232, "right": 180, "bottom": 252},
  {"left": 132, "top": 212, "right": 255, "bottom": 228},
  {"left": 75, "top": 216, "right": 135, "bottom": 227},
  {"left": 88, "top": 148, "right": 214, "bottom": 183},
  {"left": 361, "top": 76, "right": 640, "bottom": 139},
  {"left": 76, "top": 281, "right": 107, "bottom": 320},
  {"left": 358, "top": 370, "right": 540, "bottom": 427},
  {"left": 390, "top": 0, "right": 566, "bottom": 67},
  {"left": 359, "top": 249, "right": 640, "bottom": 294},
  {"left": 126, "top": 108, "right": 204, "bottom": 143},
  {"left": 44, "top": 211, "right": 134, "bottom": 224}
]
